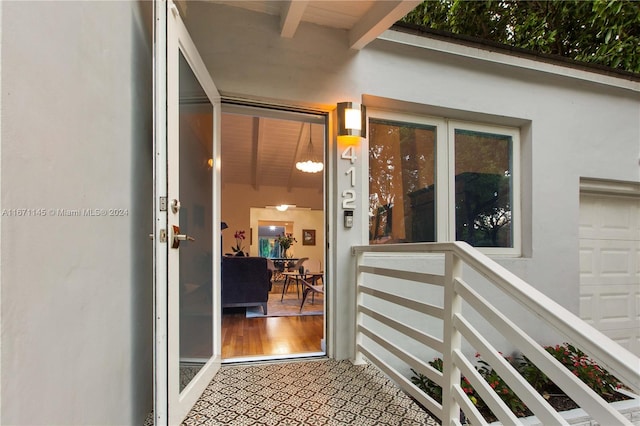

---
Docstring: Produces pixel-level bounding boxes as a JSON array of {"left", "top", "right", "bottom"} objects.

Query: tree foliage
[{"left": 402, "top": 0, "right": 640, "bottom": 73}]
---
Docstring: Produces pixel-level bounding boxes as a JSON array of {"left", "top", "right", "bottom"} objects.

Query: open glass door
[{"left": 154, "top": 1, "right": 221, "bottom": 423}]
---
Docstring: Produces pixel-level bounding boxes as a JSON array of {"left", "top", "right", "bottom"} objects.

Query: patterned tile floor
[{"left": 178, "top": 359, "right": 439, "bottom": 425}]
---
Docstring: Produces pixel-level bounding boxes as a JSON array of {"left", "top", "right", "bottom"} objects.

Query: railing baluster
[
  {"left": 442, "top": 251, "right": 463, "bottom": 425},
  {"left": 354, "top": 250, "right": 366, "bottom": 365}
]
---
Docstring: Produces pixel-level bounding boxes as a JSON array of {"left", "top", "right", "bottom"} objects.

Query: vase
[{"left": 282, "top": 249, "right": 288, "bottom": 258}]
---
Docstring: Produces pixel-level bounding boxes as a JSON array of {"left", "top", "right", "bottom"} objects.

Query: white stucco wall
[
  {"left": 182, "top": 3, "right": 640, "bottom": 360},
  {"left": 1, "top": 1, "right": 153, "bottom": 424}
]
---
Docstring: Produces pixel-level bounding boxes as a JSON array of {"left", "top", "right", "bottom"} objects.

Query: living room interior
[{"left": 218, "top": 105, "right": 326, "bottom": 362}]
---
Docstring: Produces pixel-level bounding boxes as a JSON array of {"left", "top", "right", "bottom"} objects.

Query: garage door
[{"left": 579, "top": 190, "right": 640, "bottom": 356}]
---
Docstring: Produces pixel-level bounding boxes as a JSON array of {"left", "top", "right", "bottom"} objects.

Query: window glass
[
  {"left": 454, "top": 129, "right": 513, "bottom": 247},
  {"left": 369, "top": 119, "right": 437, "bottom": 244}
]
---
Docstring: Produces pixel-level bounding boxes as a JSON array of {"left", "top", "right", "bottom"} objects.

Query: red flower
[{"left": 232, "top": 230, "right": 246, "bottom": 253}]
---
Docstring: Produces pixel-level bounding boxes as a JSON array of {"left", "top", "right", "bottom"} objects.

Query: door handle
[{"left": 171, "top": 225, "right": 195, "bottom": 249}]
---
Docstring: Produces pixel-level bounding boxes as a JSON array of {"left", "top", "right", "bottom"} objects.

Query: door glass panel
[
  {"left": 178, "top": 51, "right": 213, "bottom": 391},
  {"left": 369, "top": 119, "right": 437, "bottom": 244},
  {"left": 454, "top": 129, "right": 513, "bottom": 247}
]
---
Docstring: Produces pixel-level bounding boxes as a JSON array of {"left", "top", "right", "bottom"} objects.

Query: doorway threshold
[{"left": 222, "top": 351, "right": 325, "bottom": 364}]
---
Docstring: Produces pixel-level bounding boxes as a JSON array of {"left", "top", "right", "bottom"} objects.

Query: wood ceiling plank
[
  {"left": 349, "top": 0, "right": 421, "bottom": 50},
  {"left": 280, "top": 0, "right": 308, "bottom": 38}
]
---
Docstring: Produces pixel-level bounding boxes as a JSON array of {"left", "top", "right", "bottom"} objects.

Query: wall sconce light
[
  {"left": 337, "top": 102, "right": 366, "bottom": 144},
  {"left": 275, "top": 204, "right": 290, "bottom": 211}
]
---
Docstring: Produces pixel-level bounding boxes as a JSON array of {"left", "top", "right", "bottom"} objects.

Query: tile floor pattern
[{"left": 176, "top": 359, "right": 439, "bottom": 425}]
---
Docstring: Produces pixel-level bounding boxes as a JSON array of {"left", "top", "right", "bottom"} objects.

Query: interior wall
[
  {"left": 249, "top": 208, "right": 324, "bottom": 269},
  {"left": 221, "top": 182, "right": 323, "bottom": 258},
  {"left": 1, "top": 1, "right": 153, "bottom": 424}
]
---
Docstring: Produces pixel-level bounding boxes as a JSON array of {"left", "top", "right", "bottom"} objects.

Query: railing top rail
[
  {"left": 352, "top": 241, "right": 640, "bottom": 393},
  {"left": 352, "top": 242, "right": 454, "bottom": 254}
]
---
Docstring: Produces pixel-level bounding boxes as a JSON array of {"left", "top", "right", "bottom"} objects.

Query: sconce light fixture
[
  {"left": 337, "top": 102, "right": 366, "bottom": 144},
  {"left": 275, "top": 204, "right": 290, "bottom": 212}
]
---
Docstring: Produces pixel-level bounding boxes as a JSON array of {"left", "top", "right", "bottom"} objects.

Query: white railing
[{"left": 352, "top": 242, "right": 640, "bottom": 426}]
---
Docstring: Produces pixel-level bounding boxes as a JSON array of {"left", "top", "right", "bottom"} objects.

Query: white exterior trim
[
  {"left": 378, "top": 29, "right": 640, "bottom": 93},
  {"left": 580, "top": 177, "right": 640, "bottom": 198}
]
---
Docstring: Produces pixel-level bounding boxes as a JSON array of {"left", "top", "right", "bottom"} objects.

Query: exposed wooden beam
[
  {"left": 280, "top": 0, "right": 308, "bottom": 38},
  {"left": 251, "top": 117, "right": 262, "bottom": 190},
  {"left": 348, "top": 0, "right": 422, "bottom": 50}
]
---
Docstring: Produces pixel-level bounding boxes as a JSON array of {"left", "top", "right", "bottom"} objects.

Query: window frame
[
  {"left": 366, "top": 109, "right": 448, "bottom": 243},
  {"left": 448, "top": 120, "right": 521, "bottom": 256},
  {"left": 366, "top": 110, "right": 521, "bottom": 256}
]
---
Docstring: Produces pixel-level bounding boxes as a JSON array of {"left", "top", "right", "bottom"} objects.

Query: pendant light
[{"left": 296, "top": 123, "right": 323, "bottom": 173}]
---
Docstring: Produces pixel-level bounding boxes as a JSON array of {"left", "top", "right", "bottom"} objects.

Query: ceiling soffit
[{"left": 206, "top": 0, "right": 422, "bottom": 49}]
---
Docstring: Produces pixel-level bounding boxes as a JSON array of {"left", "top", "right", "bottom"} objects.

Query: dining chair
[{"left": 299, "top": 278, "right": 324, "bottom": 312}]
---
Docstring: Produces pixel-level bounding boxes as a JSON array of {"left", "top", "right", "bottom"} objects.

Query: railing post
[
  {"left": 442, "top": 251, "right": 463, "bottom": 425},
  {"left": 353, "top": 250, "right": 366, "bottom": 364}
]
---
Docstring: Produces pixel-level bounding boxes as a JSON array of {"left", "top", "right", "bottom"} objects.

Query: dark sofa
[{"left": 221, "top": 256, "right": 271, "bottom": 315}]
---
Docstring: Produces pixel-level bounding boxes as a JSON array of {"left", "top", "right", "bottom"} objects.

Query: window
[
  {"left": 368, "top": 114, "right": 520, "bottom": 254},
  {"left": 368, "top": 119, "right": 437, "bottom": 244}
]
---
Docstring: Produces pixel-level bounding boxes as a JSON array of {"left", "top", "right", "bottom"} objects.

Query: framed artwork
[{"left": 302, "top": 229, "right": 316, "bottom": 246}]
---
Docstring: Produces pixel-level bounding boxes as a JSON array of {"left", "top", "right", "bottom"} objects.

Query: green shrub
[
  {"left": 519, "top": 343, "right": 623, "bottom": 397},
  {"left": 410, "top": 343, "right": 624, "bottom": 420},
  {"left": 476, "top": 356, "right": 528, "bottom": 417}
]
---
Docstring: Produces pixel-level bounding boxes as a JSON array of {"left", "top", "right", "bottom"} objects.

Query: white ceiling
[
  {"left": 206, "top": 0, "right": 421, "bottom": 49},
  {"left": 200, "top": 1, "right": 422, "bottom": 191},
  {"left": 221, "top": 112, "right": 326, "bottom": 191}
]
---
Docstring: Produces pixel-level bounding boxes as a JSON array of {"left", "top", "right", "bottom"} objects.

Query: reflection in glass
[
  {"left": 369, "top": 119, "right": 436, "bottom": 244},
  {"left": 454, "top": 129, "right": 512, "bottom": 247},
  {"left": 178, "top": 51, "right": 214, "bottom": 392}
]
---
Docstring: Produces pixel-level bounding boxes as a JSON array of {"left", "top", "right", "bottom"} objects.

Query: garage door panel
[
  {"left": 599, "top": 328, "right": 640, "bottom": 355},
  {"left": 600, "top": 248, "right": 632, "bottom": 276},
  {"left": 580, "top": 240, "right": 638, "bottom": 284},
  {"left": 579, "top": 294, "right": 594, "bottom": 322},
  {"left": 579, "top": 197, "right": 599, "bottom": 240},
  {"left": 580, "top": 195, "right": 640, "bottom": 241},
  {"left": 579, "top": 191, "right": 640, "bottom": 357},
  {"left": 582, "top": 284, "right": 638, "bottom": 325}
]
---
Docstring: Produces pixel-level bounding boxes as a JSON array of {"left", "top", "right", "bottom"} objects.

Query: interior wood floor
[{"left": 221, "top": 312, "right": 324, "bottom": 359}]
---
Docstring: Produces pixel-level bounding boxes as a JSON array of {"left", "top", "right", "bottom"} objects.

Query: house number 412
[{"left": 341, "top": 145, "right": 357, "bottom": 209}]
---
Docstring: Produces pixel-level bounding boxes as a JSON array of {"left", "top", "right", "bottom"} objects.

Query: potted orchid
[
  {"left": 231, "top": 230, "right": 246, "bottom": 256},
  {"left": 275, "top": 233, "right": 297, "bottom": 258}
]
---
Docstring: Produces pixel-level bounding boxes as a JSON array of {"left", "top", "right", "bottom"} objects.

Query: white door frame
[{"left": 154, "top": 1, "right": 222, "bottom": 423}]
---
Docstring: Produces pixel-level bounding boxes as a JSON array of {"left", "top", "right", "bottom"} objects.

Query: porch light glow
[
  {"left": 337, "top": 102, "right": 366, "bottom": 144},
  {"left": 276, "top": 204, "right": 289, "bottom": 211},
  {"left": 345, "top": 108, "right": 361, "bottom": 130},
  {"left": 296, "top": 123, "right": 324, "bottom": 173}
]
